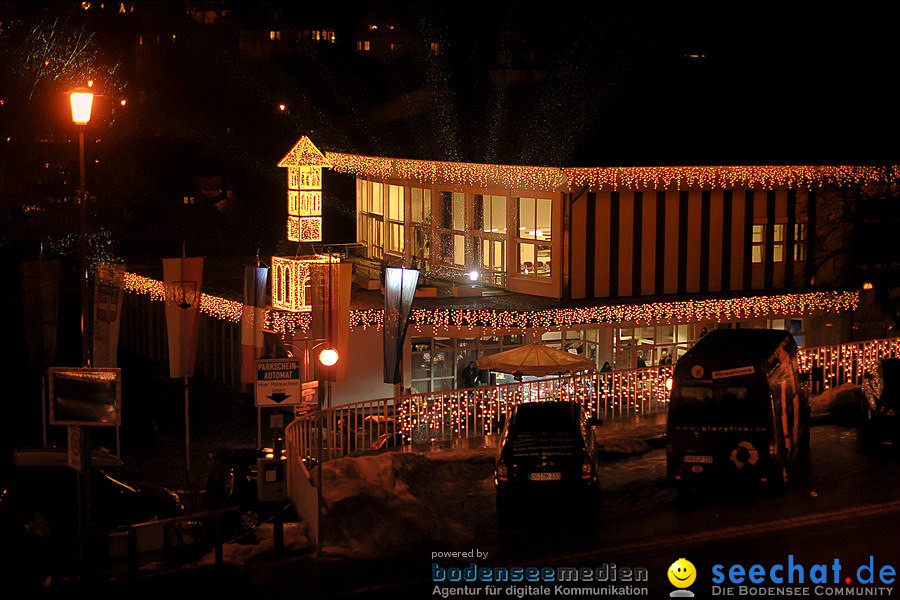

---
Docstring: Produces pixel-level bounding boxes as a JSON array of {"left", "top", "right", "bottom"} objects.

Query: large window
[
  {"left": 386, "top": 184, "right": 404, "bottom": 255},
  {"left": 751, "top": 224, "right": 765, "bottom": 264},
  {"left": 474, "top": 194, "right": 507, "bottom": 286},
  {"left": 517, "top": 197, "right": 552, "bottom": 277},
  {"left": 410, "top": 187, "right": 431, "bottom": 266},
  {"left": 438, "top": 191, "right": 466, "bottom": 266},
  {"left": 410, "top": 335, "right": 524, "bottom": 393},
  {"left": 793, "top": 223, "right": 807, "bottom": 262},
  {"left": 358, "top": 179, "right": 384, "bottom": 259},
  {"left": 772, "top": 223, "right": 785, "bottom": 263}
]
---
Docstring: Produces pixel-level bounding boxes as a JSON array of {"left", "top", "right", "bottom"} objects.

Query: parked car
[
  {"left": 494, "top": 401, "right": 602, "bottom": 523},
  {"left": 1, "top": 447, "right": 184, "bottom": 586},
  {"left": 363, "top": 415, "right": 405, "bottom": 450},
  {"left": 861, "top": 358, "right": 900, "bottom": 449},
  {"left": 204, "top": 446, "right": 287, "bottom": 534},
  {"left": 666, "top": 328, "right": 810, "bottom": 494},
  {"left": 6, "top": 447, "right": 184, "bottom": 532}
]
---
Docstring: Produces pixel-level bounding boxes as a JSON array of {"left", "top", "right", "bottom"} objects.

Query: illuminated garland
[
  {"left": 123, "top": 272, "right": 244, "bottom": 323},
  {"left": 325, "top": 151, "right": 898, "bottom": 192},
  {"left": 326, "top": 151, "right": 567, "bottom": 192},
  {"left": 342, "top": 290, "right": 859, "bottom": 332},
  {"left": 125, "top": 271, "right": 858, "bottom": 334}
]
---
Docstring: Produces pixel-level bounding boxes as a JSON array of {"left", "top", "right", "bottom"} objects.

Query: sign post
[
  {"left": 49, "top": 367, "right": 121, "bottom": 572},
  {"left": 255, "top": 358, "right": 304, "bottom": 407}
]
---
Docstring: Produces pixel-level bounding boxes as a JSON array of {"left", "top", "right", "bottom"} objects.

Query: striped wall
[{"left": 569, "top": 187, "right": 813, "bottom": 300}]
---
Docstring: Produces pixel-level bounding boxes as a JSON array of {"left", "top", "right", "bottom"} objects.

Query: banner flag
[
  {"left": 162, "top": 257, "right": 204, "bottom": 378},
  {"left": 241, "top": 266, "right": 269, "bottom": 383},
  {"left": 383, "top": 267, "right": 418, "bottom": 384},
  {"left": 92, "top": 263, "right": 125, "bottom": 368}
]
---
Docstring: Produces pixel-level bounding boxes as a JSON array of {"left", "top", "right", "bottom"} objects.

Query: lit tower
[{"left": 278, "top": 135, "right": 329, "bottom": 243}]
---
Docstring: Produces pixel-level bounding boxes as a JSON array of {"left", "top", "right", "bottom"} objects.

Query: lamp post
[
  {"left": 70, "top": 88, "right": 94, "bottom": 367},
  {"left": 315, "top": 345, "right": 338, "bottom": 555},
  {"left": 69, "top": 88, "right": 94, "bottom": 572}
]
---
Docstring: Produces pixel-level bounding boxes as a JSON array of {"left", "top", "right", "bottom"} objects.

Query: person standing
[{"left": 462, "top": 361, "right": 480, "bottom": 388}]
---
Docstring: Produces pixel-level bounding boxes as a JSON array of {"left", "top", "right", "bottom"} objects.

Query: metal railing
[
  {"left": 284, "top": 335, "right": 900, "bottom": 552},
  {"left": 286, "top": 335, "right": 900, "bottom": 469},
  {"left": 797, "top": 336, "right": 900, "bottom": 393},
  {"left": 285, "top": 365, "right": 674, "bottom": 467}
]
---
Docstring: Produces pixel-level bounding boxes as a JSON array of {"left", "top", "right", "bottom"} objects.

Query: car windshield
[{"left": 674, "top": 385, "right": 768, "bottom": 425}]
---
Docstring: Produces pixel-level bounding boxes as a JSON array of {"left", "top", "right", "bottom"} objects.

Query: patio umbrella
[{"left": 476, "top": 343, "right": 596, "bottom": 377}]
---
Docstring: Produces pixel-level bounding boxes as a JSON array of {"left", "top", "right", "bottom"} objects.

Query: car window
[
  {"left": 720, "top": 386, "right": 768, "bottom": 425},
  {"left": 672, "top": 386, "right": 715, "bottom": 425}
]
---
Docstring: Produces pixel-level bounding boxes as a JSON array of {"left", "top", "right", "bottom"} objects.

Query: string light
[
  {"left": 125, "top": 270, "right": 859, "bottom": 336},
  {"left": 279, "top": 137, "right": 328, "bottom": 242},
  {"left": 324, "top": 151, "right": 898, "bottom": 193}
]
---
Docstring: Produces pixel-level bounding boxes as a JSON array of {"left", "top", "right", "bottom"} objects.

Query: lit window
[
  {"left": 751, "top": 224, "right": 764, "bottom": 264},
  {"left": 517, "top": 197, "right": 552, "bottom": 277},
  {"left": 793, "top": 223, "right": 807, "bottom": 261},
  {"left": 270, "top": 30, "right": 281, "bottom": 41},
  {"left": 387, "top": 184, "right": 404, "bottom": 255},
  {"left": 773, "top": 224, "right": 785, "bottom": 263}
]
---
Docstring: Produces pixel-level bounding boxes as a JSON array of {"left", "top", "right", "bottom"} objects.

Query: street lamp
[
  {"left": 315, "top": 344, "right": 338, "bottom": 555},
  {"left": 318, "top": 347, "right": 339, "bottom": 368},
  {"left": 70, "top": 88, "right": 94, "bottom": 367}
]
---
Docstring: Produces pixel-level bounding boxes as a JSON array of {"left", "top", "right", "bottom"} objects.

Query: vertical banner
[
  {"left": 92, "top": 263, "right": 125, "bottom": 368},
  {"left": 241, "top": 266, "right": 269, "bottom": 384},
  {"left": 310, "top": 260, "right": 351, "bottom": 382},
  {"left": 162, "top": 257, "right": 204, "bottom": 378},
  {"left": 383, "top": 267, "right": 419, "bottom": 384},
  {"left": 21, "top": 260, "right": 60, "bottom": 369}
]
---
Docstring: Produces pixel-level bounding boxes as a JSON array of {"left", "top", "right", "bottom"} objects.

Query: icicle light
[{"left": 325, "top": 152, "right": 898, "bottom": 193}]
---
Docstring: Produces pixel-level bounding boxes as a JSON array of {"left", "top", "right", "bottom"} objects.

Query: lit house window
[
  {"left": 358, "top": 180, "right": 384, "bottom": 259},
  {"left": 410, "top": 187, "right": 432, "bottom": 264},
  {"left": 270, "top": 30, "right": 281, "bottom": 41},
  {"left": 517, "top": 197, "right": 551, "bottom": 277},
  {"left": 358, "top": 40, "right": 371, "bottom": 51},
  {"left": 438, "top": 191, "right": 465, "bottom": 267},
  {"left": 386, "top": 184, "right": 404, "bottom": 255},
  {"left": 773, "top": 223, "right": 785, "bottom": 263},
  {"left": 751, "top": 224, "right": 765, "bottom": 264},
  {"left": 793, "top": 223, "right": 807, "bottom": 261},
  {"left": 474, "top": 194, "right": 507, "bottom": 286}
]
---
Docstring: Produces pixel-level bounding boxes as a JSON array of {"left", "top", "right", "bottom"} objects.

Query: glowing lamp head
[
  {"left": 863, "top": 282, "right": 874, "bottom": 290},
  {"left": 468, "top": 270, "right": 479, "bottom": 282},
  {"left": 318, "top": 347, "right": 339, "bottom": 367},
  {"left": 70, "top": 90, "right": 94, "bottom": 125}
]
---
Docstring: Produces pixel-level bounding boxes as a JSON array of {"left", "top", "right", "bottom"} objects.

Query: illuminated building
[{"left": 119, "top": 136, "right": 892, "bottom": 405}]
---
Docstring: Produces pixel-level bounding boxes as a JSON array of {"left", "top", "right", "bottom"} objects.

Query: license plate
[
  {"left": 683, "top": 455, "right": 713, "bottom": 464},
  {"left": 528, "top": 472, "right": 562, "bottom": 481}
]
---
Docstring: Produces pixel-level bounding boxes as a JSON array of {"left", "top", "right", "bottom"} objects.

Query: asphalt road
[{"left": 33, "top": 423, "right": 900, "bottom": 599}]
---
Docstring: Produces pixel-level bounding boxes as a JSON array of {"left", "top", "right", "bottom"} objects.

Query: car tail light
[
  {"left": 497, "top": 461, "right": 508, "bottom": 482},
  {"left": 582, "top": 457, "right": 592, "bottom": 480}
]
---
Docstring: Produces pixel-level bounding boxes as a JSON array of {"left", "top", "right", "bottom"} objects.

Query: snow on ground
[
  {"left": 810, "top": 383, "right": 863, "bottom": 419},
  {"left": 188, "top": 386, "right": 861, "bottom": 564}
]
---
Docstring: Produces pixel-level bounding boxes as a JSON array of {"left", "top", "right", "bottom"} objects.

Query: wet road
[
  {"left": 316, "top": 423, "right": 900, "bottom": 598},
  {"left": 40, "top": 423, "right": 900, "bottom": 599}
]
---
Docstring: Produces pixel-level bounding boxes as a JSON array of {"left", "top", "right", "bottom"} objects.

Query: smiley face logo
[{"left": 668, "top": 558, "right": 696, "bottom": 589}]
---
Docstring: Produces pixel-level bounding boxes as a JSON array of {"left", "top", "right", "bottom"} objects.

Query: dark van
[{"left": 666, "top": 328, "right": 810, "bottom": 493}]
